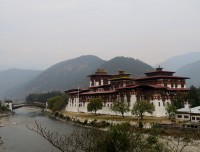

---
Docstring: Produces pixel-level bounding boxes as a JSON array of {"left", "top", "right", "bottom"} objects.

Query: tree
[
  {"left": 132, "top": 100, "right": 155, "bottom": 120},
  {"left": 165, "top": 103, "right": 177, "bottom": 120},
  {"left": 111, "top": 101, "right": 129, "bottom": 118},
  {"left": 27, "top": 121, "right": 199, "bottom": 152},
  {"left": 47, "top": 95, "right": 68, "bottom": 112},
  {"left": 171, "top": 92, "right": 188, "bottom": 109},
  {"left": 187, "top": 85, "right": 200, "bottom": 107},
  {"left": 26, "top": 91, "right": 62, "bottom": 104},
  {"left": 87, "top": 98, "right": 103, "bottom": 115}
]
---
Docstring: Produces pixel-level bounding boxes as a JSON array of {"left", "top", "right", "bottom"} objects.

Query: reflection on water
[{"left": 0, "top": 107, "right": 78, "bottom": 152}]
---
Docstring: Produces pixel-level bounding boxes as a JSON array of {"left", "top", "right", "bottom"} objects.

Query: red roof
[
  {"left": 117, "top": 84, "right": 167, "bottom": 90},
  {"left": 147, "top": 85, "right": 167, "bottom": 89},
  {"left": 167, "top": 88, "right": 190, "bottom": 91},
  {"left": 87, "top": 74, "right": 112, "bottom": 77},
  {"left": 117, "top": 85, "right": 140, "bottom": 90},
  {"left": 80, "top": 90, "right": 117, "bottom": 95},
  {"left": 136, "top": 75, "right": 189, "bottom": 81}
]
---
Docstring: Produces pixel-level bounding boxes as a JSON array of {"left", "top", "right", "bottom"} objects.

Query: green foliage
[
  {"left": 165, "top": 103, "right": 177, "bottom": 119},
  {"left": 95, "top": 123, "right": 132, "bottom": 152},
  {"left": 59, "top": 113, "right": 64, "bottom": 119},
  {"left": 112, "top": 101, "right": 129, "bottom": 118},
  {"left": 93, "top": 123, "right": 168, "bottom": 152},
  {"left": 188, "top": 85, "right": 200, "bottom": 107},
  {"left": 0, "top": 106, "right": 9, "bottom": 112},
  {"left": 54, "top": 111, "right": 60, "bottom": 117},
  {"left": 87, "top": 98, "right": 103, "bottom": 114},
  {"left": 25, "top": 91, "right": 62, "bottom": 104},
  {"left": 47, "top": 95, "right": 68, "bottom": 112},
  {"left": 171, "top": 92, "right": 188, "bottom": 109},
  {"left": 132, "top": 100, "right": 155, "bottom": 120}
]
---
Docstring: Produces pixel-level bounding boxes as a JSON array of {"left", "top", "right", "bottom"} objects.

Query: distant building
[
  {"left": 65, "top": 67, "right": 190, "bottom": 117},
  {"left": 4, "top": 100, "right": 13, "bottom": 111},
  {"left": 176, "top": 105, "right": 200, "bottom": 122}
]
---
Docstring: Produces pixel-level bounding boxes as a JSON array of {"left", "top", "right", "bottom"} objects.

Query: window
[
  {"left": 177, "top": 115, "right": 182, "bottom": 118},
  {"left": 192, "top": 117, "right": 195, "bottom": 120},
  {"left": 197, "top": 117, "right": 200, "bottom": 120},
  {"left": 158, "top": 102, "right": 160, "bottom": 107},
  {"left": 184, "top": 115, "right": 189, "bottom": 119}
]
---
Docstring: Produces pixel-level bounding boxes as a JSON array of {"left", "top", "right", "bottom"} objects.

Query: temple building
[{"left": 65, "top": 67, "right": 190, "bottom": 117}]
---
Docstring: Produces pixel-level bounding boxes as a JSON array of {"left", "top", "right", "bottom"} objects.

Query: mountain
[
  {"left": 6, "top": 55, "right": 106, "bottom": 99},
  {"left": 0, "top": 69, "right": 42, "bottom": 99},
  {"left": 176, "top": 60, "right": 200, "bottom": 87},
  {"left": 5, "top": 55, "right": 154, "bottom": 100},
  {"left": 157, "top": 52, "right": 200, "bottom": 71},
  {"left": 99, "top": 56, "right": 153, "bottom": 77}
]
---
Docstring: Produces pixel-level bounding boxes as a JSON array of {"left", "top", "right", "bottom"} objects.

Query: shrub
[
  {"left": 83, "top": 119, "right": 88, "bottom": 125},
  {"left": 59, "top": 113, "right": 64, "bottom": 119},
  {"left": 54, "top": 112, "right": 60, "bottom": 117},
  {"left": 65, "top": 116, "right": 72, "bottom": 121}
]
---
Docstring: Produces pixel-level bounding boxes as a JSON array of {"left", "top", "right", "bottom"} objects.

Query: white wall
[
  {"left": 65, "top": 94, "right": 170, "bottom": 117},
  {"left": 150, "top": 99, "right": 171, "bottom": 117}
]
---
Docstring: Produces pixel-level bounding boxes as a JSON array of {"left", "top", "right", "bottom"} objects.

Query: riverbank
[
  {"left": 44, "top": 109, "right": 200, "bottom": 152},
  {"left": 44, "top": 109, "right": 173, "bottom": 129},
  {"left": 0, "top": 111, "right": 14, "bottom": 118}
]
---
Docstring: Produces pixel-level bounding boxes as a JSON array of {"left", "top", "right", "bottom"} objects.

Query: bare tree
[
  {"left": 0, "top": 137, "right": 3, "bottom": 146},
  {"left": 27, "top": 121, "right": 200, "bottom": 152},
  {"left": 27, "top": 121, "right": 103, "bottom": 152}
]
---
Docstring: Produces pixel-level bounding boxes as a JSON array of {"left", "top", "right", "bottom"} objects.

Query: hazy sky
[{"left": 0, "top": 0, "right": 200, "bottom": 70}]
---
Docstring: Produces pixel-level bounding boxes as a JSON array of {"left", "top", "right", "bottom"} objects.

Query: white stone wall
[
  {"left": 78, "top": 102, "right": 89, "bottom": 113},
  {"left": 150, "top": 99, "right": 171, "bottom": 117},
  {"left": 65, "top": 94, "right": 170, "bottom": 117},
  {"left": 65, "top": 97, "right": 79, "bottom": 112}
]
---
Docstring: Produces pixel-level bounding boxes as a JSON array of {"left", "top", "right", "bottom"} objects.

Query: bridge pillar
[{"left": 4, "top": 100, "right": 13, "bottom": 111}]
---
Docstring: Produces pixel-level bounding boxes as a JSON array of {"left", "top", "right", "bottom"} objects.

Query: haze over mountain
[
  {"left": 0, "top": 69, "right": 42, "bottom": 99},
  {"left": 4, "top": 55, "right": 153, "bottom": 100},
  {"left": 5, "top": 55, "right": 105, "bottom": 100},
  {"left": 176, "top": 60, "right": 200, "bottom": 87},
  {"left": 157, "top": 52, "right": 200, "bottom": 71}
]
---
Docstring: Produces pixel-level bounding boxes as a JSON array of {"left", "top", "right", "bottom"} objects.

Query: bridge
[{"left": 12, "top": 102, "right": 46, "bottom": 110}]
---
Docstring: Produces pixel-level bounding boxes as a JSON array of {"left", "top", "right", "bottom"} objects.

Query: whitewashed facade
[{"left": 65, "top": 68, "right": 190, "bottom": 117}]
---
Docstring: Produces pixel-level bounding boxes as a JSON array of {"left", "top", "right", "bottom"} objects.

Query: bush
[
  {"left": 65, "top": 116, "right": 72, "bottom": 121},
  {"left": 0, "top": 106, "right": 8, "bottom": 112},
  {"left": 100, "top": 121, "right": 110, "bottom": 128},
  {"left": 59, "top": 113, "right": 64, "bottom": 119},
  {"left": 90, "top": 119, "right": 97, "bottom": 126},
  {"left": 54, "top": 112, "right": 60, "bottom": 117},
  {"left": 83, "top": 119, "right": 88, "bottom": 125}
]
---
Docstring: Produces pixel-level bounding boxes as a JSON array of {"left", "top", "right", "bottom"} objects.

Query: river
[{"left": 0, "top": 107, "right": 79, "bottom": 152}]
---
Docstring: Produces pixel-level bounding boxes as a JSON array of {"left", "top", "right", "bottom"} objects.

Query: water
[{"left": 0, "top": 107, "right": 79, "bottom": 152}]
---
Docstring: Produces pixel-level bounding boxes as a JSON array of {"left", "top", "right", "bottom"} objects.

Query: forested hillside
[
  {"left": 99, "top": 56, "right": 153, "bottom": 77},
  {"left": 5, "top": 55, "right": 154, "bottom": 100}
]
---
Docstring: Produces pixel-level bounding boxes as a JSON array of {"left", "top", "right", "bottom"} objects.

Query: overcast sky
[{"left": 0, "top": 0, "right": 200, "bottom": 70}]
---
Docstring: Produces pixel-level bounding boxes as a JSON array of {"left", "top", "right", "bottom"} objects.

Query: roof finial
[{"left": 156, "top": 66, "right": 163, "bottom": 71}]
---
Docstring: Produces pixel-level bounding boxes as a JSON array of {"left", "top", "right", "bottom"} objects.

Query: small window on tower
[{"left": 158, "top": 102, "right": 160, "bottom": 107}]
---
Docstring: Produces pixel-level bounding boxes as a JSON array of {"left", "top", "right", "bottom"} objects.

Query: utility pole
[{"left": 77, "top": 85, "right": 79, "bottom": 113}]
